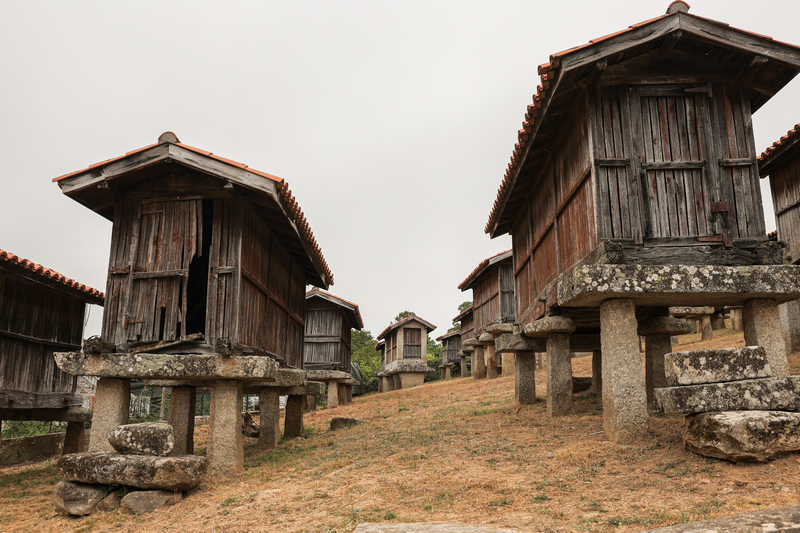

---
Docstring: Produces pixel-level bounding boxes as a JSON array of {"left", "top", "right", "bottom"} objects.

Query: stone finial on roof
[
  {"left": 666, "top": 1, "right": 690, "bottom": 14},
  {"left": 158, "top": 131, "right": 180, "bottom": 143}
]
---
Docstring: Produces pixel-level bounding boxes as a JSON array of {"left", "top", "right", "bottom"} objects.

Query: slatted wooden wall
[
  {"left": 0, "top": 272, "right": 84, "bottom": 393},
  {"left": 472, "top": 260, "right": 515, "bottom": 336},
  {"left": 302, "top": 301, "right": 351, "bottom": 371},
  {"left": 441, "top": 335, "right": 462, "bottom": 365},
  {"left": 770, "top": 150, "right": 800, "bottom": 264}
]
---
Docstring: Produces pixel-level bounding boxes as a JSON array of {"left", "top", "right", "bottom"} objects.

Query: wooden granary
[
  {"left": 376, "top": 314, "right": 435, "bottom": 390},
  {"left": 486, "top": 2, "right": 800, "bottom": 443},
  {"left": 52, "top": 132, "right": 332, "bottom": 477},
  {"left": 435, "top": 330, "right": 462, "bottom": 379},
  {"left": 759, "top": 124, "right": 800, "bottom": 352},
  {"left": 457, "top": 250, "right": 515, "bottom": 380},
  {"left": 303, "top": 288, "right": 363, "bottom": 408},
  {"left": 0, "top": 249, "right": 103, "bottom": 460},
  {"left": 452, "top": 305, "right": 474, "bottom": 377}
]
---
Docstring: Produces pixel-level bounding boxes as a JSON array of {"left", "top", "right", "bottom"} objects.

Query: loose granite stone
[
  {"left": 109, "top": 422, "right": 174, "bottom": 456},
  {"left": 120, "top": 490, "right": 182, "bottom": 515},
  {"left": 523, "top": 316, "right": 576, "bottom": 337},
  {"left": 353, "top": 524, "right": 521, "bottom": 533},
  {"left": 96, "top": 490, "right": 122, "bottom": 511},
  {"left": 58, "top": 452, "right": 207, "bottom": 491},
  {"left": 664, "top": 346, "right": 771, "bottom": 386},
  {"left": 653, "top": 376, "right": 800, "bottom": 414},
  {"left": 53, "top": 481, "right": 105, "bottom": 516},
  {"left": 495, "top": 333, "right": 544, "bottom": 354},
  {"left": 684, "top": 411, "right": 800, "bottom": 463},
  {"left": 330, "top": 417, "right": 361, "bottom": 430},
  {"left": 639, "top": 505, "right": 800, "bottom": 532}
]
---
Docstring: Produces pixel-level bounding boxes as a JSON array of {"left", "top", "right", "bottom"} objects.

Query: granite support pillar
[
  {"left": 88, "top": 378, "right": 130, "bottom": 452},
  {"left": 546, "top": 333, "right": 572, "bottom": 417},
  {"left": 63, "top": 422, "right": 86, "bottom": 455},
  {"left": 486, "top": 344, "right": 498, "bottom": 379},
  {"left": 515, "top": 351, "right": 537, "bottom": 405},
  {"left": 168, "top": 386, "right": 196, "bottom": 455},
  {"left": 744, "top": 298, "right": 789, "bottom": 378},
  {"left": 258, "top": 387, "right": 280, "bottom": 450},
  {"left": 473, "top": 346, "right": 486, "bottom": 380},
  {"left": 591, "top": 349, "right": 602, "bottom": 399},
  {"left": 208, "top": 380, "right": 244, "bottom": 479},
  {"left": 284, "top": 395, "right": 304, "bottom": 439},
  {"left": 327, "top": 381, "right": 340, "bottom": 408}
]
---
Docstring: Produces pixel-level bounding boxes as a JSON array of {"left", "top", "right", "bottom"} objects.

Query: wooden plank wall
[
  {"left": 473, "top": 269, "right": 500, "bottom": 336},
  {"left": 459, "top": 313, "right": 474, "bottom": 343},
  {"left": 0, "top": 272, "right": 83, "bottom": 393},
  {"left": 238, "top": 203, "right": 305, "bottom": 368},
  {"left": 206, "top": 198, "right": 241, "bottom": 345},
  {"left": 771, "top": 150, "right": 800, "bottom": 263},
  {"left": 513, "top": 97, "right": 595, "bottom": 326},
  {"left": 403, "top": 327, "right": 422, "bottom": 359},
  {"left": 303, "top": 308, "right": 342, "bottom": 367},
  {"left": 442, "top": 336, "right": 461, "bottom": 364}
]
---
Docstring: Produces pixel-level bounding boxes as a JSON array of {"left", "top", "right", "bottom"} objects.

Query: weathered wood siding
[
  {"left": 771, "top": 149, "right": 800, "bottom": 263},
  {"left": 238, "top": 203, "right": 305, "bottom": 369},
  {"left": 471, "top": 261, "right": 515, "bottom": 336},
  {"left": 513, "top": 98, "right": 595, "bottom": 326},
  {"left": 459, "top": 312, "right": 474, "bottom": 344},
  {"left": 303, "top": 301, "right": 352, "bottom": 371},
  {"left": 441, "top": 335, "right": 462, "bottom": 365},
  {"left": 0, "top": 273, "right": 83, "bottom": 393},
  {"left": 403, "top": 328, "right": 422, "bottom": 359}
]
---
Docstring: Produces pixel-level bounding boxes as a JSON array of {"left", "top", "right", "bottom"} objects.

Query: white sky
[{"left": 1, "top": 0, "right": 799, "bottom": 340}]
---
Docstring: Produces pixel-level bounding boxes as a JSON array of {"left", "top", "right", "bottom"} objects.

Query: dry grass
[{"left": 1, "top": 329, "right": 799, "bottom": 533}]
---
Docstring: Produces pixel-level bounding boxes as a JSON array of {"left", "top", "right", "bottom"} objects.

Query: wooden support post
[
  {"left": 168, "top": 386, "right": 196, "bottom": 455},
  {"left": 600, "top": 299, "right": 649, "bottom": 444},
  {"left": 88, "top": 378, "right": 130, "bottom": 452},
  {"left": 546, "top": 333, "right": 572, "bottom": 416},
  {"left": 258, "top": 388, "right": 280, "bottom": 449},
  {"left": 284, "top": 395, "right": 304, "bottom": 439},
  {"left": 515, "top": 351, "right": 537, "bottom": 405},
  {"left": 207, "top": 380, "right": 243, "bottom": 479}
]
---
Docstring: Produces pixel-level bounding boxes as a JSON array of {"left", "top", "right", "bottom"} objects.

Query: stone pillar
[
  {"left": 502, "top": 353, "right": 516, "bottom": 377},
  {"left": 744, "top": 298, "right": 789, "bottom": 377},
  {"left": 644, "top": 334, "right": 671, "bottom": 406},
  {"left": 460, "top": 355, "right": 468, "bottom": 377},
  {"left": 700, "top": 314, "right": 713, "bottom": 341},
  {"left": 63, "top": 422, "right": 86, "bottom": 455},
  {"left": 337, "top": 383, "right": 347, "bottom": 406},
  {"left": 168, "top": 386, "right": 196, "bottom": 455},
  {"left": 731, "top": 308, "right": 743, "bottom": 330},
  {"left": 711, "top": 311, "right": 725, "bottom": 330},
  {"left": 327, "top": 381, "right": 340, "bottom": 408},
  {"left": 258, "top": 387, "right": 280, "bottom": 450},
  {"left": 780, "top": 299, "right": 800, "bottom": 354},
  {"left": 392, "top": 374, "right": 402, "bottom": 390},
  {"left": 284, "top": 395, "right": 304, "bottom": 439},
  {"left": 305, "top": 395, "right": 317, "bottom": 412},
  {"left": 441, "top": 366, "right": 451, "bottom": 380},
  {"left": 546, "top": 333, "right": 572, "bottom": 416},
  {"left": 516, "top": 351, "right": 537, "bottom": 405},
  {"left": 591, "top": 350, "right": 602, "bottom": 399},
  {"left": 208, "top": 380, "right": 244, "bottom": 479},
  {"left": 346, "top": 385, "right": 353, "bottom": 404},
  {"left": 473, "top": 346, "right": 486, "bottom": 379},
  {"left": 600, "top": 299, "right": 649, "bottom": 444},
  {"left": 486, "top": 344, "right": 498, "bottom": 379},
  {"left": 89, "top": 378, "right": 130, "bottom": 452}
]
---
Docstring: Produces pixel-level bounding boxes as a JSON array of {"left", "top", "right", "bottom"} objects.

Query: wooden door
[
  {"left": 403, "top": 328, "right": 422, "bottom": 359},
  {"left": 117, "top": 198, "right": 201, "bottom": 345},
  {"left": 630, "top": 85, "right": 713, "bottom": 239}
]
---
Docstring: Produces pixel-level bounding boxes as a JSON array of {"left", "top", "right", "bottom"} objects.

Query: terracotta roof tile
[
  {"left": 305, "top": 287, "right": 364, "bottom": 329},
  {"left": 759, "top": 123, "right": 800, "bottom": 165},
  {"left": 452, "top": 304, "right": 474, "bottom": 322},
  {"left": 376, "top": 313, "right": 436, "bottom": 340},
  {"left": 0, "top": 249, "right": 104, "bottom": 301},
  {"left": 458, "top": 250, "right": 513, "bottom": 291},
  {"left": 435, "top": 330, "right": 460, "bottom": 341}
]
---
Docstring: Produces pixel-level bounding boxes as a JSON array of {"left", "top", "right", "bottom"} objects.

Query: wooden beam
[
  {"left": 0, "top": 407, "right": 92, "bottom": 423},
  {"left": 0, "top": 390, "right": 83, "bottom": 410},
  {"left": 0, "top": 329, "right": 81, "bottom": 351},
  {"left": 659, "top": 30, "right": 682, "bottom": 56}
]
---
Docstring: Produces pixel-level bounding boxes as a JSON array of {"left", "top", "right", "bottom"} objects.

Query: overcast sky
[{"left": 2, "top": 0, "right": 799, "bottom": 341}]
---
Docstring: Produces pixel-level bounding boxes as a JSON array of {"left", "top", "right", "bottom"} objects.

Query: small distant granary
[
  {"left": 759, "top": 123, "right": 800, "bottom": 352},
  {"left": 376, "top": 314, "right": 436, "bottom": 390},
  {"left": 435, "top": 330, "right": 462, "bottom": 379},
  {"left": 457, "top": 250, "right": 515, "bottom": 380},
  {"left": 0, "top": 250, "right": 103, "bottom": 462},
  {"left": 303, "top": 287, "right": 363, "bottom": 408},
  {"left": 452, "top": 304, "right": 474, "bottom": 376},
  {"left": 52, "top": 133, "right": 332, "bottom": 477},
  {"left": 485, "top": 2, "right": 800, "bottom": 443}
]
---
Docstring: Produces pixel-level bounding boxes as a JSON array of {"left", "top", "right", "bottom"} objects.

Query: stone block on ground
[
  {"left": 96, "top": 490, "right": 122, "bottom": 511},
  {"left": 653, "top": 376, "right": 800, "bottom": 415},
  {"left": 684, "top": 410, "right": 800, "bottom": 463},
  {"left": 330, "top": 417, "right": 361, "bottom": 430},
  {"left": 639, "top": 505, "right": 800, "bottom": 532},
  {"left": 109, "top": 422, "right": 174, "bottom": 456},
  {"left": 120, "top": 490, "right": 182, "bottom": 515},
  {"left": 353, "top": 524, "right": 521, "bottom": 533},
  {"left": 58, "top": 452, "right": 207, "bottom": 491},
  {"left": 53, "top": 480, "right": 105, "bottom": 516},
  {"left": 664, "top": 346, "right": 771, "bottom": 386}
]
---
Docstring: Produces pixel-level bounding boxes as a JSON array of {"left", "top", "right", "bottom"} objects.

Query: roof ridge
[{"left": 0, "top": 249, "right": 104, "bottom": 301}]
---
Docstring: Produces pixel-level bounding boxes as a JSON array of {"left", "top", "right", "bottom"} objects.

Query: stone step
[
  {"left": 653, "top": 376, "right": 800, "bottom": 415},
  {"left": 684, "top": 410, "right": 800, "bottom": 463},
  {"left": 58, "top": 451, "right": 207, "bottom": 491},
  {"left": 664, "top": 346, "right": 771, "bottom": 386}
]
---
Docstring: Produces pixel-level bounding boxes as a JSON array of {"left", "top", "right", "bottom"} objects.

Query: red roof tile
[
  {"left": 435, "top": 330, "right": 460, "bottom": 341},
  {"left": 458, "top": 250, "right": 512, "bottom": 291},
  {"left": 376, "top": 313, "right": 437, "bottom": 341},
  {"left": 306, "top": 287, "right": 364, "bottom": 329},
  {"left": 452, "top": 304, "right": 474, "bottom": 322},
  {"left": 759, "top": 123, "right": 800, "bottom": 172},
  {"left": 0, "top": 249, "right": 104, "bottom": 302}
]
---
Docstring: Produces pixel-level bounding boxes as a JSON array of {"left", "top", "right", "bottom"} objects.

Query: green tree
[
  {"left": 393, "top": 310, "right": 413, "bottom": 323},
  {"left": 351, "top": 329, "right": 381, "bottom": 393},
  {"left": 448, "top": 300, "right": 473, "bottom": 332}
]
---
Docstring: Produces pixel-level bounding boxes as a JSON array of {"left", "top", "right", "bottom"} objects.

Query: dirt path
[{"left": 1, "top": 329, "right": 798, "bottom": 532}]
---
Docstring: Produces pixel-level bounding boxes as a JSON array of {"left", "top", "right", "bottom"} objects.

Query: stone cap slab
[
  {"left": 638, "top": 316, "right": 693, "bottom": 336},
  {"left": 304, "top": 370, "right": 351, "bottom": 381},
  {"left": 462, "top": 338, "right": 480, "bottom": 347},
  {"left": 386, "top": 361, "right": 435, "bottom": 374},
  {"left": 353, "top": 524, "right": 521, "bottom": 533},
  {"left": 665, "top": 346, "right": 771, "bottom": 386},
  {"left": 669, "top": 306, "right": 715, "bottom": 316},
  {"left": 523, "top": 316, "right": 576, "bottom": 337},
  {"left": 558, "top": 264, "right": 800, "bottom": 307},
  {"left": 639, "top": 505, "right": 800, "bottom": 532},
  {"left": 495, "top": 334, "right": 545, "bottom": 354},
  {"left": 485, "top": 323, "right": 517, "bottom": 335},
  {"left": 653, "top": 376, "right": 800, "bottom": 415},
  {"left": 54, "top": 351, "right": 279, "bottom": 382},
  {"left": 477, "top": 332, "right": 497, "bottom": 344},
  {"left": 58, "top": 452, "right": 207, "bottom": 491},
  {"left": 243, "top": 381, "right": 325, "bottom": 396}
]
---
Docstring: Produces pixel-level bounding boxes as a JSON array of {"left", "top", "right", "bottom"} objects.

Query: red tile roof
[
  {"left": 758, "top": 123, "right": 800, "bottom": 175},
  {"left": 458, "top": 250, "right": 512, "bottom": 291},
  {"left": 485, "top": 4, "right": 800, "bottom": 236},
  {"left": 306, "top": 287, "right": 364, "bottom": 329},
  {"left": 376, "top": 313, "right": 437, "bottom": 341},
  {"left": 452, "top": 304, "right": 474, "bottom": 322},
  {"left": 435, "top": 330, "right": 461, "bottom": 341},
  {"left": 0, "top": 249, "right": 104, "bottom": 302},
  {"left": 53, "top": 133, "right": 332, "bottom": 288}
]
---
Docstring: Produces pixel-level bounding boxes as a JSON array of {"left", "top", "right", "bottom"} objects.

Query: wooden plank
[
  {"left": 610, "top": 86, "right": 631, "bottom": 239},
  {"left": 0, "top": 389, "right": 82, "bottom": 410},
  {"left": 602, "top": 87, "right": 622, "bottom": 238},
  {"left": 0, "top": 329, "right": 80, "bottom": 350},
  {"left": 666, "top": 96, "right": 689, "bottom": 235},
  {"left": 618, "top": 85, "right": 643, "bottom": 243}
]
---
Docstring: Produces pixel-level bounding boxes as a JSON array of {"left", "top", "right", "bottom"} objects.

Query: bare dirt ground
[{"left": 1, "top": 328, "right": 798, "bottom": 533}]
